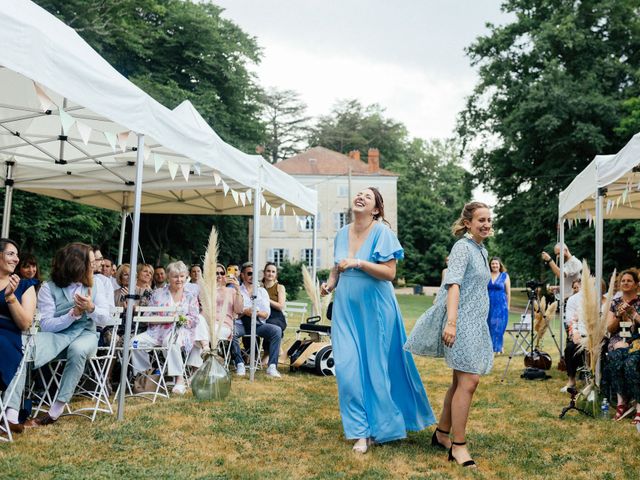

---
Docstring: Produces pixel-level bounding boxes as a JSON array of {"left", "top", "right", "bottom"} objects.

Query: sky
[{"left": 213, "top": 0, "right": 511, "bottom": 203}]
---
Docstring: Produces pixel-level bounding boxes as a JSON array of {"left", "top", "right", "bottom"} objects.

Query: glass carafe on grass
[{"left": 191, "top": 353, "right": 231, "bottom": 401}]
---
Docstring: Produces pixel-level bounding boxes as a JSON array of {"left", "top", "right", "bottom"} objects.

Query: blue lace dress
[
  {"left": 406, "top": 237, "right": 493, "bottom": 375},
  {"left": 487, "top": 272, "right": 509, "bottom": 353},
  {"left": 332, "top": 222, "right": 435, "bottom": 443}
]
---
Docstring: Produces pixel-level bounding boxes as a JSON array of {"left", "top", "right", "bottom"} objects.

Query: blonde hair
[{"left": 451, "top": 201, "right": 490, "bottom": 238}]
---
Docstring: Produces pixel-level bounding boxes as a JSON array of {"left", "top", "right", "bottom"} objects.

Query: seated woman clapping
[
  {"left": 603, "top": 269, "right": 640, "bottom": 423},
  {"left": 129, "top": 261, "right": 201, "bottom": 395},
  {"left": 0, "top": 239, "right": 37, "bottom": 434}
]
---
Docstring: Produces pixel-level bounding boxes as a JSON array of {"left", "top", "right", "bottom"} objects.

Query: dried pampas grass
[
  {"left": 302, "top": 264, "right": 321, "bottom": 317},
  {"left": 578, "top": 261, "right": 613, "bottom": 384},
  {"left": 198, "top": 226, "right": 219, "bottom": 346},
  {"left": 534, "top": 297, "right": 557, "bottom": 347}
]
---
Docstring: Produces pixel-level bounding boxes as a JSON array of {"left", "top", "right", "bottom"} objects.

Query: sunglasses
[
  {"left": 245, "top": 271, "right": 253, "bottom": 277},
  {"left": 215, "top": 271, "right": 225, "bottom": 276}
]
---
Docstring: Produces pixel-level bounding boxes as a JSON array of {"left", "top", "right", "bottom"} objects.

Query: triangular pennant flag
[
  {"left": 59, "top": 108, "right": 75, "bottom": 134},
  {"left": 246, "top": 189, "right": 252, "bottom": 204},
  {"left": 239, "top": 191, "right": 246, "bottom": 207},
  {"left": 154, "top": 153, "right": 165, "bottom": 173},
  {"left": 180, "top": 164, "right": 191, "bottom": 182},
  {"left": 76, "top": 122, "right": 92, "bottom": 145},
  {"left": 34, "top": 83, "right": 55, "bottom": 111},
  {"left": 291, "top": 208, "right": 297, "bottom": 217},
  {"left": 275, "top": 205, "right": 280, "bottom": 217},
  {"left": 193, "top": 162, "right": 201, "bottom": 176},
  {"left": 265, "top": 203, "right": 272, "bottom": 215},
  {"left": 616, "top": 196, "right": 621, "bottom": 207},
  {"left": 222, "top": 181, "right": 229, "bottom": 196},
  {"left": 167, "top": 160, "right": 179, "bottom": 180},
  {"left": 213, "top": 172, "right": 221, "bottom": 186},
  {"left": 260, "top": 196, "right": 266, "bottom": 208},
  {"left": 117, "top": 131, "right": 130, "bottom": 153},
  {"left": 231, "top": 189, "right": 239, "bottom": 205},
  {"left": 104, "top": 131, "right": 117, "bottom": 152},
  {"left": 280, "top": 203, "right": 286, "bottom": 214},
  {"left": 143, "top": 144, "right": 151, "bottom": 161}
]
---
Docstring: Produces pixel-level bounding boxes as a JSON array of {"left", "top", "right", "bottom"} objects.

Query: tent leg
[
  {"left": 249, "top": 171, "right": 262, "bottom": 382},
  {"left": 117, "top": 134, "right": 145, "bottom": 421},
  {"left": 1, "top": 160, "right": 15, "bottom": 237},
  {"left": 559, "top": 218, "right": 565, "bottom": 349},
  {"left": 311, "top": 215, "right": 318, "bottom": 315},
  {"left": 117, "top": 210, "right": 127, "bottom": 266},
  {"left": 595, "top": 188, "right": 604, "bottom": 306}
]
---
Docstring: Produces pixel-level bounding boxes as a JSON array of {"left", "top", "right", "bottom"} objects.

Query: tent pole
[
  {"left": 117, "top": 209, "right": 127, "bottom": 266},
  {"left": 559, "top": 217, "right": 565, "bottom": 349},
  {"left": 117, "top": 134, "right": 145, "bottom": 421},
  {"left": 311, "top": 214, "right": 318, "bottom": 311},
  {"left": 1, "top": 160, "right": 15, "bottom": 237},
  {"left": 595, "top": 188, "right": 605, "bottom": 307},
  {"left": 249, "top": 168, "right": 262, "bottom": 382}
]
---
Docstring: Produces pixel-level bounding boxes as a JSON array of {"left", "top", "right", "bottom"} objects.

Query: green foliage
[
  {"left": 460, "top": 0, "right": 640, "bottom": 279},
  {"left": 390, "top": 139, "right": 473, "bottom": 285},
  {"left": 276, "top": 259, "right": 304, "bottom": 300},
  {"left": 316, "top": 268, "right": 332, "bottom": 282},
  {"left": 308, "top": 99, "right": 410, "bottom": 168}
]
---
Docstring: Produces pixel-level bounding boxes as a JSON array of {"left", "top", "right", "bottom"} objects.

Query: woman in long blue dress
[
  {"left": 487, "top": 257, "right": 510, "bottom": 353},
  {"left": 321, "top": 187, "right": 435, "bottom": 454},
  {"left": 406, "top": 202, "right": 493, "bottom": 468}
]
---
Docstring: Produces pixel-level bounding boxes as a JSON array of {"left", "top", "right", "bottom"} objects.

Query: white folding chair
[
  {"left": 1, "top": 329, "right": 36, "bottom": 442},
  {"left": 116, "top": 305, "right": 179, "bottom": 403},
  {"left": 68, "top": 307, "right": 123, "bottom": 421},
  {"left": 285, "top": 301, "right": 308, "bottom": 325}
]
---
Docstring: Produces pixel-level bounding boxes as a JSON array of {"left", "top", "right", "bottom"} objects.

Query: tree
[
  {"left": 390, "top": 139, "right": 473, "bottom": 285},
  {"left": 308, "top": 99, "right": 410, "bottom": 168},
  {"left": 259, "top": 88, "right": 311, "bottom": 163},
  {"left": 459, "top": 0, "right": 640, "bottom": 279}
]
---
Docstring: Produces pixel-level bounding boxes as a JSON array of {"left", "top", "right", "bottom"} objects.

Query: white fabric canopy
[{"left": 0, "top": 0, "right": 317, "bottom": 217}]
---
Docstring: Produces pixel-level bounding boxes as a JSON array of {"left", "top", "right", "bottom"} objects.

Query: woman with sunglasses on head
[{"left": 0, "top": 238, "right": 37, "bottom": 434}]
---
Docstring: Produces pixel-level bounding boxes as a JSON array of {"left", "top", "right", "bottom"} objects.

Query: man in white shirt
[
  {"left": 101, "top": 257, "right": 119, "bottom": 291},
  {"left": 541, "top": 243, "right": 582, "bottom": 300},
  {"left": 230, "top": 262, "right": 282, "bottom": 378},
  {"left": 91, "top": 247, "right": 117, "bottom": 308}
]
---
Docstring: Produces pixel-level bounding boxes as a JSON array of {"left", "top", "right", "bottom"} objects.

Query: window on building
[
  {"left": 338, "top": 185, "right": 349, "bottom": 197},
  {"left": 272, "top": 216, "right": 285, "bottom": 231},
  {"left": 301, "top": 248, "right": 320, "bottom": 268},
  {"left": 267, "top": 248, "right": 288, "bottom": 267},
  {"left": 334, "top": 211, "right": 349, "bottom": 230},
  {"left": 300, "top": 214, "right": 320, "bottom": 231}
]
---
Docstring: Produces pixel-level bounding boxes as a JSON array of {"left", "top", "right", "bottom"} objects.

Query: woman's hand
[
  {"left": 337, "top": 258, "right": 358, "bottom": 273},
  {"left": 74, "top": 288, "right": 95, "bottom": 314},
  {"left": 613, "top": 339, "right": 629, "bottom": 350},
  {"left": 4, "top": 274, "right": 19, "bottom": 297},
  {"left": 442, "top": 323, "right": 456, "bottom": 347},
  {"left": 226, "top": 276, "right": 240, "bottom": 290},
  {"left": 320, "top": 282, "right": 335, "bottom": 296},
  {"left": 572, "top": 331, "right": 582, "bottom": 344}
]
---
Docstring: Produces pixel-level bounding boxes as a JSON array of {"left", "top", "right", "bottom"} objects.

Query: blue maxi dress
[
  {"left": 332, "top": 222, "right": 435, "bottom": 443},
  {"left": 487, "top": 272, "right": 509, "bottom": 353}
]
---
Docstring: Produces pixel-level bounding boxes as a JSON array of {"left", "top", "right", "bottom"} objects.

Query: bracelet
[
  {"left": 446, "top": 321, "right": 456, "bottom": 327},
  {"left": 544, "top": 259, "right": 551, "bottom": 265},
  {"left": 5, "top": 295, "right": 16, "bottom": 304},
  {"left": 356, "top": 259, "right": 362, "bottom": 269}
]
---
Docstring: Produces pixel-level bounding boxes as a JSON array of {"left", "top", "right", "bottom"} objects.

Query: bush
[
  {"left": 316, "top": 268, "right": 331, "bottom": 283},
  {"left": 277, "top": 259, "right": 305, "bottom": 300}
]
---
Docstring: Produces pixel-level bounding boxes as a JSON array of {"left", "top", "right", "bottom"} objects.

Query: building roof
[{"left": 275, "top": 146, "right": 397, "bottom": 177}]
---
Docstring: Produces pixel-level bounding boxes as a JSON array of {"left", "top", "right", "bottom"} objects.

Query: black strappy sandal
[
  {"left": 448, "top": 441, "right": 476, "bottom": 468},
  {"left": 430, "top": 427, "right": 450, "bottom": 449}
]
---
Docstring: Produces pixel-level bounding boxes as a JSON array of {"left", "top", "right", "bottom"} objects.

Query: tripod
[
  {"left": 501, "top": 285, "right": 563, "bottom": 382},
  {"left": 559, "top": 386, "right": 592, "bottom": 418}
]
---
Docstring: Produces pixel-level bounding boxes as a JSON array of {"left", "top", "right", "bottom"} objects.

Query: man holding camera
[{"left": 541, "top": 243, "right": 582, "bottom": 300}]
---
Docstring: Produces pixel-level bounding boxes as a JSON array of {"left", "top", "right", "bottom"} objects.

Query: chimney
[
  {"left": 367, "top": 148, "right": 380, "bottom": 173},
  {"left": 348, "top": 150, "right": 361, "bottom": 161}
]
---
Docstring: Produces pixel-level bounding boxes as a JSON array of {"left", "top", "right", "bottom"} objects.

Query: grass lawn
[{"left": 1, "top": 293, "right": 638, "bottom": 479}]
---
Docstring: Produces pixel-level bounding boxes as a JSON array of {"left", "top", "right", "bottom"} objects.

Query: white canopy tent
[
  {"left": 558, "top": 133, "right": 640, "bottom": 344},
  {"left": 0, "top": 0, "right": 318, "bottom": 417}
]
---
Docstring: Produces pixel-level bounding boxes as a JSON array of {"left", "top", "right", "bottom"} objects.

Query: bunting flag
[
  {"left": 291, "top": 208, "right": 297, "bottom": 217},
  {"left": 104, "top": 131, "right": 117, "bottom": 152},
  {"left": 167, "top": 160, "right": 178, "bottom": 180},
  {"left": 213, "top": 172, "right": 221, "bottom": 186},
  {"left": 231, "top": 189, "right": 239, "bottom": 205},
  {"left": 260, "top": 196, "right": 266, "bottom": 208},
  {"left": 76, "top": 122, "right": 92, "bottom": 145},
  {"left": 180, "top": 164, "right": 191, "bottom": 182},
  {"left": 222, "top": 181, "right": 229, "bottom": 196},
  {"left": 34, "top": 82, "right": 55, "bottom": 112},
  {"left": 59, "top": 108, "right": 75, "bottom": 134},
  {"left": 280, "top": 203, "right": 286, "bottom": 214},
  {"left": 193, "top": 162, "right": 201, "bottom": 176},
  {"left": 239, "top": 191, "right": 246, "bottom": 207},
  {"left": 117, "top": 131, "right": 130, "bottom": 153},
  {"left": 265, "top": 203, "right": 272, "bottom": 215},
  {"left": 154, "top": 153, "right": 166, "bottom": 173},
  {"left": 245, "top": 189, "right": 252, "bottom": 204},
  {"left": 143, "top": 144, "right": 152, "bottom": 161}
]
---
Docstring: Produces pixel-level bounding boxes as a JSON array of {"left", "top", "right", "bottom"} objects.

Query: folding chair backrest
[{"left": 133, "top": 305, "right": 180, "bottom": 328}]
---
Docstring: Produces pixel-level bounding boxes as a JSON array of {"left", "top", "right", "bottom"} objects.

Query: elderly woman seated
[
  {"left": 129, "top": 261, "right": 208, "bottom": 395},
  {"left": 603, "top": 269, "right": 640, "bottom": 424}
]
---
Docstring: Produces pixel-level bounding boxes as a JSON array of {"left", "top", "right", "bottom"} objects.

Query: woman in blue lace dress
[
  {"left": 321, "top": 187, "right": 435, "bottom": 454},
  {"left": 487, "top": 257, "right": 510, "bottom": 353},
  {"left": 406, "top": 201, "right": 493, "bottom": 468}
]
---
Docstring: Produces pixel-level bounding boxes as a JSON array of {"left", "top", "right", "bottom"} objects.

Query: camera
[{"left": 525, "top": 280, "right": 545, "bottom": 290}]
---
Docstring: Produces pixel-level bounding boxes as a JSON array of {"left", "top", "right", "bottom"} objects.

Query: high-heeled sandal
[
  {"left": 448, "top": 441, "right": 476, "bottom": 468},
  {"left": 431, "top": 427, "right": 450, "bottom": 450},
  {"left": 614, "top": 403, "right": 628, "bottom": 421},
  {"left": 631, "top": 411, "right": 640, "bottom": 425}
]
